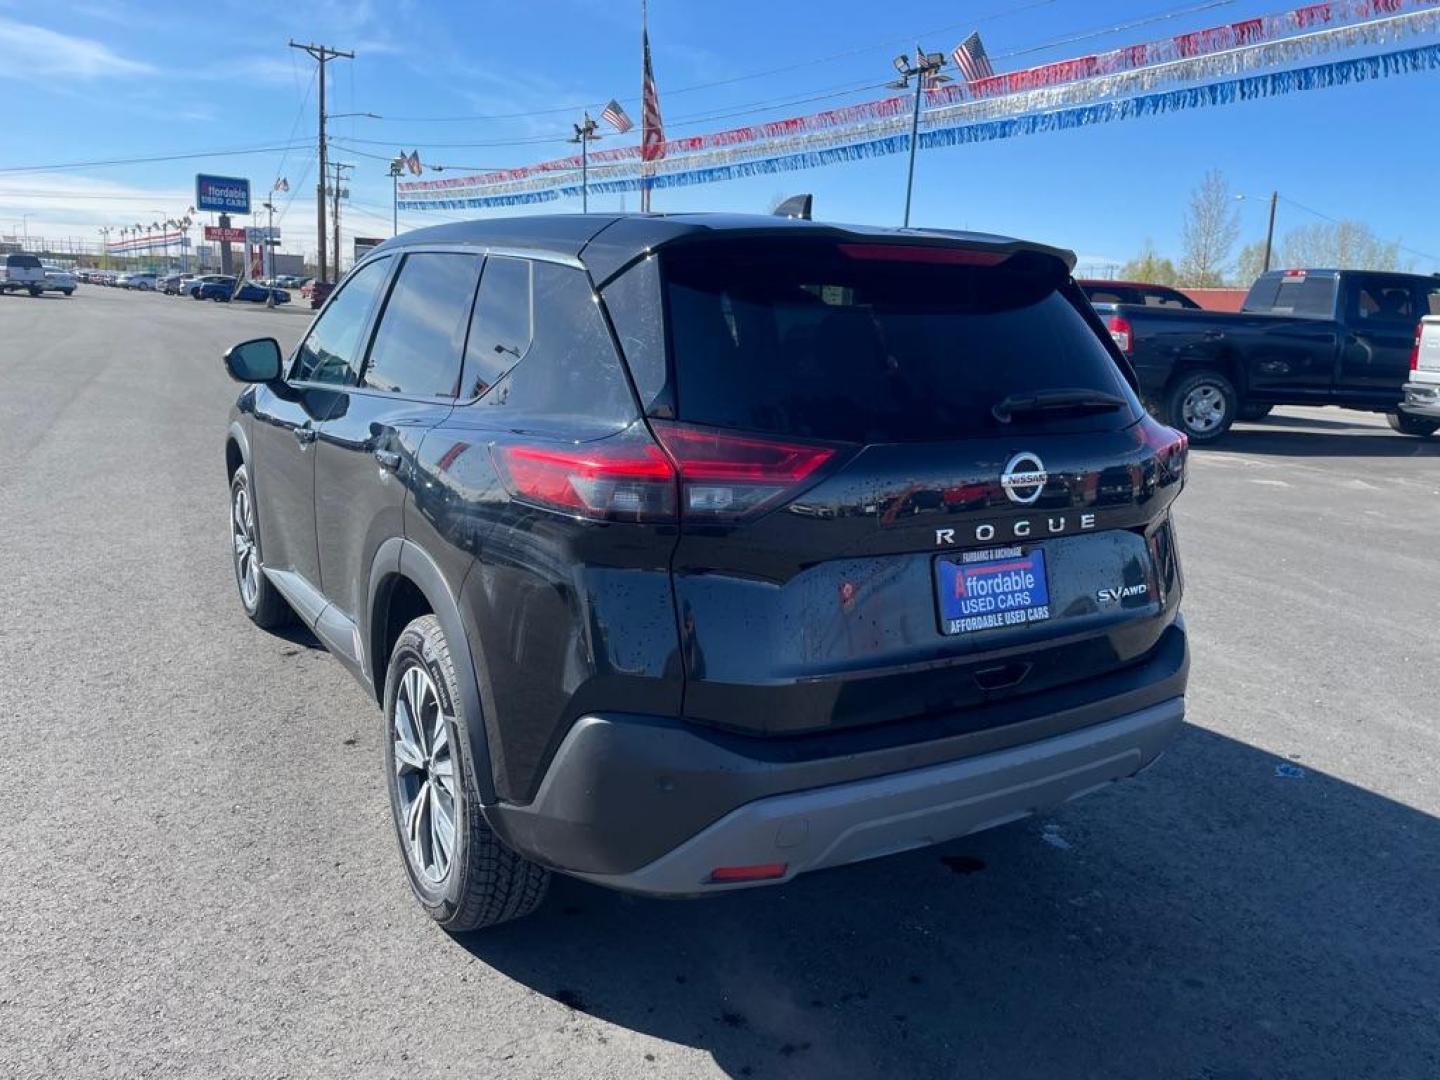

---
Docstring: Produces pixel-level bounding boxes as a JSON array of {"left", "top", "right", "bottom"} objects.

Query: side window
[
  {"left": 291, "top": 258, "right": 392, "bottom": 385},
  {"left": 461, "top": 256, "right": 533, "bottom": 399},
  {"left": 482, "top": 262, "right": 636, "bottom": 423},
  {"left": 1349, "top": 276, "right": 1416, "bottom": 324},
  {"left": 1424, "top": 285, "right": 1440, "bottom": 316},
  {"left": 361, "top": 252, "right": 482, "bottom": 397},
  {"left": 601, "top": 254, "right": 666, "bottom": 412}
]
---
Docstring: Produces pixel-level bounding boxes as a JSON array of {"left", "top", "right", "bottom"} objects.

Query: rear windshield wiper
[{"left": 991, "top": 389, "right": 1128, "bottom": 424}]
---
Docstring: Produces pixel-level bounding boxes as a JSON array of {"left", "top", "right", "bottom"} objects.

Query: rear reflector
[
  {"left": 708, "top": 863, "right": 787, "bottom": 884},
  {"left": 836, "top": 243, "right": 1007, "bottom": 266}
]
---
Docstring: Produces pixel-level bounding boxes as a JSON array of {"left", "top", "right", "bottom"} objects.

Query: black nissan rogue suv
[{"left": 223, "top": 214, "right": 1190, "bottom": 930}]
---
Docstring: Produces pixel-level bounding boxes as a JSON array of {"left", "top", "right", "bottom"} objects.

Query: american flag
[
  {"left": 951, "top": 31, "right": 995, "bottom": 86},
  {"left": 406, "top": 150, "right": 423, "bottom": 176},
  {"left": 601, "top": 99, "right": 633, "bottom": 133},
  {"left": 916, "top": 46, "right": 944, "bottom": 89},
  {"left": 641, "top": 28, "right": 664, "bottom": 161}
]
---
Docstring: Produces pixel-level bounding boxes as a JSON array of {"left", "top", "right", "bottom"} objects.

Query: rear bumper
[
  {"left": 485, "top": 619, "right": 1189, "bottom": 889},
  {"left": 1402, "top": 381, "right": 1440, "bottom": 418},
  {"left": 576, "top": 696, "right": 1183, "bottom": 896}
]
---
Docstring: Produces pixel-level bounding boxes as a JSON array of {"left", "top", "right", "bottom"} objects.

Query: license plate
[{"left": 936, "top": 546, "right": 1051, "bottom": 635}]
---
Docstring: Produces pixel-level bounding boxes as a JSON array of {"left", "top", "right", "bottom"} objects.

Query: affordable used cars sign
[{"left": 195, "top": 174, "right": 251, "bottom": 214}]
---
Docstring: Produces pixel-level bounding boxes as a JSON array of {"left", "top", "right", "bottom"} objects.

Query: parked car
[
  {"left": 1095, "top": 268, "right": 1440, "bottom": 441},
  {"left": 190, "top": 275, "right": 236, "bottom": 299},
  {"left": 0, "top": 252, "right": 46, "bottom": 296},
  {"left": 158, "top": 273, "right": 183, "bottom": 295},
  {"left": 233, "top": 281, "right": 290, "bottom": 304},
  {"left": 120, "top": 272, "right": 158, "bottom": 291},
  {"left": 1402, "top": 316, "right": 1440, "bottom": 430},
  {"left": 1078, "top": 279, "right": 1200, "bottom": 310},
  {"left": 222, "top": 213, "right": 1190, "bottom": 930},
  {"left": 41, "top": 268, "right": 77, "bottom": 296}
]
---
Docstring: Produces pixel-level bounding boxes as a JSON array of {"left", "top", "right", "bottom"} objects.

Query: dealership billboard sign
[
  {"left": 245, "top": 226, "right": 280, "bottom": 245},
  {"left": 195, "top": 174, "right": 251, "bottom": 214},
  {"left": 203, "top": 225, "right": 247, "bottom": 243}
]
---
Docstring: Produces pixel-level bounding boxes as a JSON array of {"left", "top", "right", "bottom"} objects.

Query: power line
[
  {"left": 1278, "top": 195, "right": 1440, "bottom": 265},
  {"left": 0, "top": 142, "right": 315, "bottom": 177}
]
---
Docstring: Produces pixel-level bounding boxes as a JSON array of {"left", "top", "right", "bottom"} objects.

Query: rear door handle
[
  {"left": 374, "top": 449, "right": 402, "bottom": 471},
  {"left": 293, "top": 425, "right": 316, "bottom": 445}
]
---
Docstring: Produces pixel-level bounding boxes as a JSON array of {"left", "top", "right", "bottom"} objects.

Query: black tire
[
  {"left": 383, "top": 615, "right": 549, "bottom": 932},
  {"left": 1238, "top": 403, "right": 1272, "bottom": 422},
  {"left": 1388, "top": 412, "right": 1439, "bottom": 438},
  {"left": 1162, "top": 370, "right": 1237, "bottom": 444},
  {"left": 228, "top": 464, "right": 292, "bottom": 628},
  {"left": 63, "top": 289, "right": 74, "bottom": 297},
  {"left": 27, "top": 286, "right": 41, "bottom": 297}
]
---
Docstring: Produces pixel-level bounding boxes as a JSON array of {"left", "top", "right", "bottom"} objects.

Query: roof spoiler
[{"left": 772, "top": 194, "right": 813, "bottom": 220}]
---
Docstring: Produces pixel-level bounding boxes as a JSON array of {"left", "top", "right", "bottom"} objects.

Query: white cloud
[{"left": 0, "top": 16, "right": 155, "bottom": 79}]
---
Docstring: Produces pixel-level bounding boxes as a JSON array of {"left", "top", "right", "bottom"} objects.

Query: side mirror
[{"left": 223, "top": 337, "right": 283, "bottom": 383}]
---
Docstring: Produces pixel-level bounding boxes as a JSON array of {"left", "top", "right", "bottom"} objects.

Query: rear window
[
  {"left": 1243, "top": 273, "right": 1337, "bottom": 317},
  {"left": 6, "top": 254, "right": 41, "bottom": 269},
  {"left": 661, "top": 239, "right": 1135, "bottom": 443}
]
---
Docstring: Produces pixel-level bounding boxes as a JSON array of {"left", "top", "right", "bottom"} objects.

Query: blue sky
[{"left": 1, "top": 0, "right": 1437, "bottom": 274}]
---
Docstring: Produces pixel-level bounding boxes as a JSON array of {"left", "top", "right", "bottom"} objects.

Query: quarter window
[
  {"left": 481, "top": 262, "right": 636, "bottom": 423},
  {"left": 461, "top": 256, "right": 533, "bottom": 399},
  {"left": 291, "top": 257, "right": 392, "bottom": 385},
  {"left": 362, "top": 252, "right": 482, "bottom": 397}
]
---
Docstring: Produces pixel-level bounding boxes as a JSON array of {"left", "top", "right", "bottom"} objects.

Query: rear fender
[{"left": 368, "top": 539, "right": 497, "bottom": 805}]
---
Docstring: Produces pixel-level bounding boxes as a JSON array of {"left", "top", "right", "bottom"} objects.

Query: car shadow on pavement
[
  {"left": 1197, "top": 426, "right": 1440, "bottom": 459},
  {"left": 457, "top": 726, "right": 1440, "bottom": 1079}
]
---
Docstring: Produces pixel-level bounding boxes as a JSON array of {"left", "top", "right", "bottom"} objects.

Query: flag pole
[{"left": 640, "top": 0, "right": 650, "bottom": 213}]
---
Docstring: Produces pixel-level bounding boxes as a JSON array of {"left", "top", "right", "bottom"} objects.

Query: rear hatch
[{"left": 612, "top": 234, "right": 1186, "bottom": 737}]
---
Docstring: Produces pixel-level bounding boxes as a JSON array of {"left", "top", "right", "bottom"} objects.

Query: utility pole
[
  {"left": 289, "top": 40, "right": 353, "bottom": 283},
  {"left": 330, "top": 161, "right": 353, "bottom": 279},
  {"left": 1262, "top": 190, "right": 1278, "bottom": 274},
  {"left": 569, "top": 114, "right": 601, "bottom": 212}
]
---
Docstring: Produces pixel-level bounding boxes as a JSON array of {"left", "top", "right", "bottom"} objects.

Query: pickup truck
[
  {"left": 0, "top": 252, "right": 46, "bottom": 296},
  {"left": 1404, "top": 316, "right": 1440, "bottom": 422},
  {"left": 1095, "top": 268, "right": 1440, "bottom": 441}
]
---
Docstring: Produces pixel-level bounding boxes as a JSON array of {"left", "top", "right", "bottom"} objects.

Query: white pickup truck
[
  {"left": 1403, "top": 316, "right": 1440, "bottom": 431},
  {"left": 0, "top": 252, "right": 46, "bottom": 296}
]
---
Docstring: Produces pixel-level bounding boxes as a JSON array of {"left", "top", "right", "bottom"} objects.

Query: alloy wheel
[
  {"left": 231, "top": 481, "right": 260, "bottom": 608},
  {"left": 392, "top": 664, "right": 457, "bottom": 884}
]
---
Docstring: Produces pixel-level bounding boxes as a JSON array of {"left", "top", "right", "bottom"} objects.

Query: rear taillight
[
  {"left": 652, "top": 421, "right": 837, "bottom": 521},
  {"left": 836, "top": 243, "right": 1007, "bottom": 266},
  {"left": 492, "top": 422, "right": 839, "bottom": 523},
  {"left": 491, "top": 429, "right": 676, "bottom": 522},
  {"left": 1106, "top": 314, "right": 1133, "bottom": 355},
  {"left": 1411, "top": 321, "right": 1423, "bottom": 372},
  {"left": 1136, "top": 415, "right": 1188, "bottom": 484}
]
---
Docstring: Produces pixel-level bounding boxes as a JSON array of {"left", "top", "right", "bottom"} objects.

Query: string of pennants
[
  {"left": 399, "top": 0, "right": 1440, "bottom": 211},
  {"left": 105, "top": 230, "right": 187, "bottom": 254}
]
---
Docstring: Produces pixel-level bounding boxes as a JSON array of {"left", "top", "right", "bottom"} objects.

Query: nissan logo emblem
[{"left": 1001, "top": 451, "right": 1048, "bottom": 505}]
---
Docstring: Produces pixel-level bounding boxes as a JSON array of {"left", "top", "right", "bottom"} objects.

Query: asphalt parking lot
[{"left": 2, "top": 284, "right": 1438, "bottom": 1080}]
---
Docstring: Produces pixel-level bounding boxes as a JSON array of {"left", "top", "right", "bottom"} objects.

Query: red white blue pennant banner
[{"left": 399, "top": 4, "right": 1440, "bottom": 209}]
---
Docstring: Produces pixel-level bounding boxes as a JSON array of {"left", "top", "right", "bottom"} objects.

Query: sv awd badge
[{"left": 1096, "top": 583, "right": 1148, "bottom": 604}]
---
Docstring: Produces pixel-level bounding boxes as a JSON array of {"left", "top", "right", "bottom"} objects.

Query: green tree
[
  {"left": 1234, "top": 240, "right": 1268, "bottom": 285},
  {"left": 1120, "top": 240, "right": 1180, "bottom": 285},
  {"left": 1179, "top": 170, "right": 1241, "bottom": 287}
]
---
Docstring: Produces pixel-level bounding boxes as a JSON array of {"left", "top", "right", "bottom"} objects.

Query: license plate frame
[{"left": 935, "top": 545, "right": 1052, "bottom": 636}]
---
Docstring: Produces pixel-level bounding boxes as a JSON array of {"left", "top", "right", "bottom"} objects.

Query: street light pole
[
  {"left": 889, "top": 49, "right": 951, "bottom": 229},
  {"left": 569, "top": 114, "right": 601, "bottom": 213},
  {"left": 389, "top": 156, "right": 404, "bottom": 236}
]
